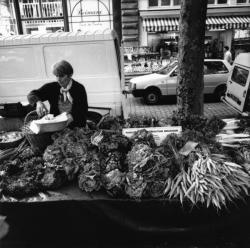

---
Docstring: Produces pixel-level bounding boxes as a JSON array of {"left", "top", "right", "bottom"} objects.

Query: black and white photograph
[{"left": 0, "top": 0, "right": 250, "bottom": 247}]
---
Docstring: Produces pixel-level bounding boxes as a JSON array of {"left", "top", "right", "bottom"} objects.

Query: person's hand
[
  {"left": 66, "top": 113, "right": 73, "bottom": 126},
  {"left": 36, "top": 101, "right": 48, "bottom": 117}
]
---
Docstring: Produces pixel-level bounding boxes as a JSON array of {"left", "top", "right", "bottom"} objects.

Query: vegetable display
[
  {"left": 0, "top": 131, "right": 23, "bottom": 143},
  {"left": 78, "top": 150, "right": 102, "bottom": 192},
  {"left": 0, "top": 114, "right": 250, "bottom": 210},
  {"left": 91, "top": 130, "right": 131, "bottom": 196}
]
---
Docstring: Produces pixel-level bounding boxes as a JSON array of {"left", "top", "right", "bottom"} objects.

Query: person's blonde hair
[{"left": 52, "top": 60, "right": 73, "bottom": 77}]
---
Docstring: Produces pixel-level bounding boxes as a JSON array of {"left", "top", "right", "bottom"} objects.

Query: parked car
[{"left": 129, "top": 59, "right": 231, "bottom": 104}]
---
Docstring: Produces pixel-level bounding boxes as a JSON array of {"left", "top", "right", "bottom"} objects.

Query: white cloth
[
  {"left": 29, "top": 112, "right": 69, "bottom": 134},
  {"left": 60, "top": 80, "right": 73, "bottom": 103},
  {"left": 224, "top": 50, "right": 232, "bottom": 64}
]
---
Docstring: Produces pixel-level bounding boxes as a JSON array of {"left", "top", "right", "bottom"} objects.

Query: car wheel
[
  {"left": 144, "top": 89, "right": 160, "bottom": 105},
  {"left": 214, "top": 85, "right": 226, "bottom": 102}
]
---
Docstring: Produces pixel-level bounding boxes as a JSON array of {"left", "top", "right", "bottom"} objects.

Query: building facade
[
  {"left": 121, "top": 0, "right": 250, "bottom": 74},
  {"left": 138, "top": 0, "right": 250, "bottom": 59},
  {"left": 2, "top": 0, "right": 250, "bottom": 58}
]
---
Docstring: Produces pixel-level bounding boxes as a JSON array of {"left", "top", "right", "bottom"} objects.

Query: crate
[{"left": 0, "top": 102, "right": 25, "bottom": 118}]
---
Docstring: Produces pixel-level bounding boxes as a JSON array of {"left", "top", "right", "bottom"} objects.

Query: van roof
[
  {"left": 234, "top": 53, "right": 250, "bottom": 68},
  {"left": 0, "top": 29, "right": 117, "bottom": 46}
]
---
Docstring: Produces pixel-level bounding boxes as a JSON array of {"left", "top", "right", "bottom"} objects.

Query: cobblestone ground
[{"left": 123, "top": 94, "right": 239, "bottom": 120}]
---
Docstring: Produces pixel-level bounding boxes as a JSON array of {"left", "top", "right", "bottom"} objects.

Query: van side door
[{"left": 225, "top": 65, "right": 250, "bottom": 112}]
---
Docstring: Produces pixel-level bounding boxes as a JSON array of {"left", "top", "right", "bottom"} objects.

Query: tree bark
[{"left": 177, "top": 0, "right": 208, "bottom": 116}]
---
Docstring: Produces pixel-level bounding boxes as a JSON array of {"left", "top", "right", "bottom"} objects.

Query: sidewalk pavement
[{"left": 124, "top": 94, "right": 239, "bottom": 120}]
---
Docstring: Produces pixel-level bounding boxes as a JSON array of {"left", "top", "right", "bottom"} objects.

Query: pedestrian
[
  {"left": 27, "top": 60, "right": 88, "bottom": 128},
  {"left": 160, "top": 47, "right": 164, "bottom": 64},
  {"left": 211, "top": 39, "right": 219, "bottom": 58},
  {"left": 223, "top": 46, "right": 233, "bottom": 64}
]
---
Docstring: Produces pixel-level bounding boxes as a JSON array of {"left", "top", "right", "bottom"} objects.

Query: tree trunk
[{"left": 177, "top": 0, "right": 208, "bottom": 116}]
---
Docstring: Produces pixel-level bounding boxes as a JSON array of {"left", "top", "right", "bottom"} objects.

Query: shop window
[
  {"left": 173, "top": 0, "right": 181, "bottom": 5},
  {"left": 237, "top": 0, "right": 247, "bottom": 3},
  {"left": 217, "top": 0, "right": 227, "bottom": 4},
  {"left": 231, "top": 66, "right": 249, "bottom": 86},
  {"left": 204, "top": 61, "right": 229, "bottom": 75},
  {"left": 208, "top": 0, "right": 215, "bottom": 4},
  {"left": 149, "top": 0, "right": 159, "bottom": 7},
  {"left": 161, "top": 0, "right": 171, "bottom": 6}
]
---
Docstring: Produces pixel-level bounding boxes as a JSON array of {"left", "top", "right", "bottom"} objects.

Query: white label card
[{"left": 122, "top": 126, "right": 182, "bottom": 146}]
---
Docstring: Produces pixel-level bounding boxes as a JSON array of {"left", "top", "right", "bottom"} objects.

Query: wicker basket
[{"left": 22, "top": 110, "right": 53, "bottom": 154}]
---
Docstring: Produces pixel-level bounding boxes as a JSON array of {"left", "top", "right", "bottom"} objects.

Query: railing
[{"left": 20, "top": 1, "right": 63, "bottom": 19}]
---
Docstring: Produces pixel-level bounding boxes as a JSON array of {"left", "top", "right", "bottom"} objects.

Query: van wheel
[
  {"left": 214, "top": 85, "right": 226, "bottom": 102},
  {"left": 144, "top": 89, "right": 161, "bottom": 105}
]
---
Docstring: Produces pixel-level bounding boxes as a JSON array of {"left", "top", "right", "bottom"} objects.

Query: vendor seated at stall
[{"left": 27, "top": 60, "right": 88, "bottom": 128}]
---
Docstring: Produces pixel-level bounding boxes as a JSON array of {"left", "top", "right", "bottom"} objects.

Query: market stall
[{"left": 1, "top": 114, "right": 250, "bottom": 245}]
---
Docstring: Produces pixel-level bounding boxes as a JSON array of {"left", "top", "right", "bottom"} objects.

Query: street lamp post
[
  {"left": 13, "top": 0, "right": 23, "bottom": 34},
  {"left": 112, "top": 0, "right": 122, "bottom": 45},
  {"left": 62, "top": 0, "right": 69, "bottom": 32}
]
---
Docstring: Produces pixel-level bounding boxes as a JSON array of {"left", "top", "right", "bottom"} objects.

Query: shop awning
[{"left": 143, "top": 16, "right": 250, "bottom": 32}]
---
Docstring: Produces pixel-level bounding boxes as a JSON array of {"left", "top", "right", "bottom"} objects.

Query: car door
[
  {"left": 166, "top": 67, "right": 178, "bottom": 96},
  {"left": 203, "top": 61, "right": 229, "bottom": 94},
  {"left": 155, "top": 67, "right": 170, "bottom": 96},
  {"left": 225, "top": 65, "right": 250, "bottom": 112},
  {"left": 154, "top": 61, "right": 178, "bottom": 96}
]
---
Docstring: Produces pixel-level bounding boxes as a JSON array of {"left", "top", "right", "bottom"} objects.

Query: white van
[
  {"left": 0, "top": 30, "right": 125, "bottom": 117},
  {"left": 222, "top": 53, "right": 250, "bottom": 115}
]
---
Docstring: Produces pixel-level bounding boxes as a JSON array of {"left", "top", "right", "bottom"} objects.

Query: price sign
[{"left": 122, "top": 126, "right": 182, "bottom": 146}]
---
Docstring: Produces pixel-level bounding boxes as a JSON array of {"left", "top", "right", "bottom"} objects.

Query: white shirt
[{"left": 224, "top": 50, "right": 232, "bottom": 64}]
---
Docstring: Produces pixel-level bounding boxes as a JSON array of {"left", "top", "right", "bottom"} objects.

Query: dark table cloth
[{"left": 0, "top": 184, "right": 249, "bottom": 246}]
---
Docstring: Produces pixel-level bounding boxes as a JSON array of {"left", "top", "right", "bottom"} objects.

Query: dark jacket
[{"left": 27, "top": 80, "right": 88, "bottom": 127}]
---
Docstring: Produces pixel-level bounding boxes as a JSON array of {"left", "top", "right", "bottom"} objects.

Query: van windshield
[{"left": 157, "top": 61, "right": 178, "bottom": 75}]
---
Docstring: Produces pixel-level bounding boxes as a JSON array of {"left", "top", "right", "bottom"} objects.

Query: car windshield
[{"left": 157, "top": 61, "right": 178, "bottom": 75}]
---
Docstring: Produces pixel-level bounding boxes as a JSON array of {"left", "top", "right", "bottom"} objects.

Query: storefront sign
[
  {"left": 78, "top": 10, "right": 101, "bottom": 16},
  {"left": 78, "top": 22, "right": 109, "bottom": 32}
]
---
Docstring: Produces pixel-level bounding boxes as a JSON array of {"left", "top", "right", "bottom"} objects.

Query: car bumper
[{"left": 131, "top": 89, "right": 145, "bottom": 97}]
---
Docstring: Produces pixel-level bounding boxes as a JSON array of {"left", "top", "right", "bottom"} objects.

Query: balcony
[{"left": 19, "top": 1, "right": 63, "bottom": 19}]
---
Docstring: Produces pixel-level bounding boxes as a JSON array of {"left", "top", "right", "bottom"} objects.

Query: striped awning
[{"left": 143, "top": 16, "right": 250, "bottom": 32}]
